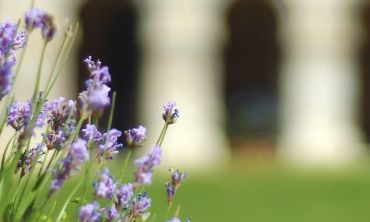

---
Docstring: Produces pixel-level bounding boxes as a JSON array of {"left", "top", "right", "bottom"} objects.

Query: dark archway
[
  {"left": 360, "top": 1, "right": 370, "bottom": 143},
  {"left": 79, "top": 0, "right": 139, "bottom": 132},
  {"left": 224, "top": 0, "right": 280, "bottom": 152}
]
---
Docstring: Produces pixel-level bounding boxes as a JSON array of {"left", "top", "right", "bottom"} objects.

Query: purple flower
[
  {"left": 25, "top": 8, "right": 44, "bottom": 30},
  {"left": 50, "top": 138, "right": 89, "bottom": 193},
  {"left": 129, "top": 193, "right": 151, "bottom": 220},
  {"left": 82, "top": 124, "right": 101, "bottom": 142},
  {"left": 115, "top": 183, "right": 134, "bottom": 209},
  {"left": 24, "top": 8, "right": 56, "bottom": 41},
  {"left": 7, "top": 99, "right": 46, "bottom": 131},
  {"left": 0, "top": 61, "right": 14, "bottom": 100},
  {"left": 170, "top": 169, "right": 187, "bottom": 188},
  {"left": 101, "top": 205, "right": 118, "bottom": 222},
  {"left": 79, "top": 56, "right": 111, "bottom": 113},
  {"left": 124, "top": 125, "right": 147, "bottom": 148},
  {"left": 96, "top": 128, "right": 122, "bottom": 162},
  {"left": 80, "top": 202, "right": 101, "bottom": 222},
  {"left": 12, "top": 31, "right": 27, "bottom": 50},
  {"left": 16, "top": 143, "right": 44, "bottom": 176},
  {"left": 165, "top": 169, "right": 187, "bottom": 203},
  {"left": 45, "top": 97, "right": 76, "bottom": 150},
  {"left": 162, "top": 101, "right": 179, "bottom": 124},
  {"left": 0, "top": 20, "right": 26, "bottom": 100},
  {"left": 94, "top": 168, "right": 116, "bottom": 199},
  {"left": 134, "top": 145, "right": 162, "bottom": 185}
]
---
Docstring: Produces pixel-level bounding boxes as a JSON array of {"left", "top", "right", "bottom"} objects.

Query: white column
[
  {"left": 138, "top": 0, "right": 230, "bottom": 168},
  {"left": 279, "top": 0, "right": 365, "bottom": 166}
]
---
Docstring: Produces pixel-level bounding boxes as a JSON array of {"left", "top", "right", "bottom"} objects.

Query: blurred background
[{"left": 3, "top": 0, "right": 370, "bottom": 221}]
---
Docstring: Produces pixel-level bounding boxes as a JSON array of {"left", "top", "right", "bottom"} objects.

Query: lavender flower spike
[
  {"left": 124, "top": 125, "right": 147, "bottom": 148},
  {"left": 162, "top": 101, "right": 179, "bottom": 124},
  {"left": 115, "top": 183, "right": 134, "bottom": 209},
  {"left": 96, "top": 128, "right": 123, "bottom": 161},
  {"left": 134, "top": 145, "right": 162, "bottom": 185},
  {"left": 82, "top": 123, "right": 101, "bottom": 142},
  {"left": 166, "top": 169, "right": 187, "bottom": 203},
  {"left": 79, "top": 56, "right": 112, "bottom": 113},
  {"left": 94, "top": 168, "right": 116, "bottom": 199},
  {"left": 50, "top": 138, "right": 89, "bottom": 194},
  {"left": 101, "top": 205, "right": 118, "bottom": 222},
  {"left": 0, "top": 20, "right": 27, "bottom": 100},
  {"left": 129, "top": 193, "right": 151, "bottom": 220},
  {"left": 80, "top": 201, "right": 101, "bottom": 222},
  {"left": 24, "top": 8, "right": 56, "bottom": 41}
]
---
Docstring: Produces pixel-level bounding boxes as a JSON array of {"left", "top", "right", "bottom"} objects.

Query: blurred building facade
[{"left": 2, "top": 0, "right": 370, "bottom": 167}]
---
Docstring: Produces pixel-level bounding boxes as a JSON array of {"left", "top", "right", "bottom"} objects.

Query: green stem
[
  {"left": 32, "top": 42, "right": 47, "bottom": 110},
  {"left": 118, "top": 150, "right": 132, "bottom": 182},
  {"left": 55, "top": 178, "right": 84, "bottom": 222},
  {"left": 1, "top": 132, "right": 17, "bottom": 171},
  {"left": 13, "top": 44, "right": 27, "bottom": 84},
  {"left": 156, "top": 121, "right": 169, "bottom": 146},
  {"left": 107, "top": 91, "right": 116, "bottom": 130},
  {"left": 164, "top": 203, "right": 172, "bottom": 220},
  {"left": 31, "top": 0, "right": 35, "bottom": 8},
  {"left": 45, "top": 23, "right": 79, "bottom": 98},
  {"left": 44, "top": 33, "right": 69, "bottom": 92},
  {"left": 37, "top": 150, "right": 50, "bottom": 178}
]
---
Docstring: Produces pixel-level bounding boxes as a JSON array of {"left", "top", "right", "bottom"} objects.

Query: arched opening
[
  {"left": 79, "top": 0, "right": 139, "bottom": 132},
  {"left": 224, "top": 0, "right": 280, "bottom": 155}
]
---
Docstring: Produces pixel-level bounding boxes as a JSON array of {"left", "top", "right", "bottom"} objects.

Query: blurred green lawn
[
  {"left": 145, "top": 164, "right": 370, "bottom": 222},
  {"left": 57, "top": 161, "right": 370, "bottom": 222}
]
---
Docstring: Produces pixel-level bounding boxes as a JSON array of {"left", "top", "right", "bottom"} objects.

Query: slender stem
[
  {"left": 13, "top": 44, "right": 27, "bottom": 84},
  {"left": 1, "top": 132, "right": 17, "bottom": 170},
  {"left": 158, "top": 122, "right": 169, "bottom": 146},
  {"left": 164, "top": 202, "right": 172, "bottom": 220},
  {"left": 107, "top": 91, "right": 116, "bottom": 130},
  {"left": 44, "top": 33, "right": 69, "bottom": 92},
  {"left": 55, "top": 178, "right": 84, "bottom": 222},
  {"left": 37, "top": 150, "right": 50, "bottom": 177},
  {"left": 44, "top": 150, "right": 58, "bottom": 173},
  {"left": 45, "top": 23, "right": 79, "bottom": 98},
  {"left": 31, "top": 0, "right": 35, "bottom": 8},
  {"left": 32, "top": 42, "right": 47, "bottom": 110},
  {"left": 0, "top": 95, "right": 14, "bottom": 135},
  {"left": 118, "top": 150, "right": 132, "bottom": 182}
]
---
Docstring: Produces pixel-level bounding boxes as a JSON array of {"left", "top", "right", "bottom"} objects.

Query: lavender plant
[{"left": 0, "top": 5, "right": 188, "bottom": 222}]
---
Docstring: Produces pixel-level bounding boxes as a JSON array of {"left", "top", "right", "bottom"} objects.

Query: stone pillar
[
  {"left": 279, "top": 0, "right": 365, "bottom": 166},
  {"left": 138, "top": 0, "right": 230, "bottom": 168}
]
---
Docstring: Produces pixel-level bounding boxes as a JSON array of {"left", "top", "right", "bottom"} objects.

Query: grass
[{"left": 145, "top": 164, "right": 370, "bottom": 221}]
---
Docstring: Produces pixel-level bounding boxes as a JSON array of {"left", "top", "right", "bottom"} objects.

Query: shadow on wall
[
  {"left": 224, "top": 0, "right": 280, "bottom": 156},
  {"left": 79, "top": 0, "right": 139, "bottom": 134}
]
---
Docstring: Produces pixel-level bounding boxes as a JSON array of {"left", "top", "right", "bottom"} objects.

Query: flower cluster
[
  {"left": 94, "top": 168, "right": 116, "bottom": 199},
  {"left": 25, "top": 8, "right": 57, "bottom": 41},
  {"left": 124, "top": 125, "right": 147, "bottom": 148},
  {"left": 0, "top": 20, "right": 27, "bottom": 100},
  {"left": 50, "top": 138, "right": 89, "bottom": 194},
  {"left": 162, "top": 101, "right": 180, "bottom": 124},
  {"left": 79, "top": 56, "right": 111, "bottom": 113},
  {"left": 79, "top": 201, "right": 101, "bottom": 222},
  {"left": 134, "top": 145, "right": 162, "bottom": 185},
  {"left": 7, "top": 99, "right": 47, "bottom": 132},
  {"left": 83, "top": 168, "right": 145, "bottom": 221},
  {"left": 16, "top": 143, "right": 44, "bottom": 176},
  {"left": 44, "top": 97, "right": 76, "bottom": 150},
  {"left": 82, "top": 124, "right": 123, "bottom": 161},
  {"left": 166, "top": 169, "right": 187, "bottom": 204}
]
